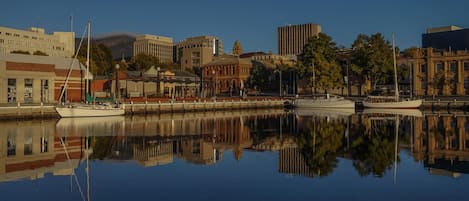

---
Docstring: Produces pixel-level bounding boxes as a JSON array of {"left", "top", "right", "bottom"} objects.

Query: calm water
[{"left": 1, "top": 108, "right": 468, "bottom": 201}]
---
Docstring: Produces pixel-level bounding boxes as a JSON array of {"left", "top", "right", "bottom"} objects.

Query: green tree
[
  {"left": 33, "top": 50, "right": 48, "bottom": 56},
  {"left": 246, "top": 60, "right": 272, "bottom": 91},
  {"left": 298, "top": 33, "right": 343, "bottom": 94},
  {"left": 77, "top": 43, "right": 113, "bottom": 76},
  {"left": 133, "top": 54, "right": 160, "bottom": 71},
  {"left": 351, "top": 33, "right": 395, "bottom": 93}
]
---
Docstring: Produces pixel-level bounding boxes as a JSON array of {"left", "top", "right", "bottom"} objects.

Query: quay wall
[{"left": 0, "top": 98, "right": 286, "bottom": 120}]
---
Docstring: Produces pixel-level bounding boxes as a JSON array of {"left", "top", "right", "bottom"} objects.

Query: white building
[
  {"left": 0, "top": 26, "right": 75, "bottom": 57},
  {"left": 133, "top": 34, "right": 174, "bottom": 63}
]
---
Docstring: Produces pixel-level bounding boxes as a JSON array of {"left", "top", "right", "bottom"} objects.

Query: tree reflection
[
  {"left": 296, "top": 116, "right": 344, "bottom": 177},
  {"left": 350, "top": 119, "right": 397, "bottom": 177}
]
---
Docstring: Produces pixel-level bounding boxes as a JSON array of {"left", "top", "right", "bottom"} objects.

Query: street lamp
[
  {"left": 274, "top": 69, "right": 282, "bottom": 97},
  {"left": 156, "top": 66, "right": 161, "bottom": 97},
  {"left": 115, "top": 64, "right": 120, "bottom": 103}
]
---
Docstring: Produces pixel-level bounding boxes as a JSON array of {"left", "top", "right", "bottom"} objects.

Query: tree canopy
[
  {"left": 350, "top": 33, "right": 395, "bottom": 91},
  {"left": 298, "top": 33, "right": 343, "bottom": 93}
]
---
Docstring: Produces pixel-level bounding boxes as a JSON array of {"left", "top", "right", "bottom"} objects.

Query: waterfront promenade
[
  {"left": 0, "top": 97, "right": 286, "bottom": 120},
  {"left": 1, "top": 96, "right": 468, "bottom": 120}
]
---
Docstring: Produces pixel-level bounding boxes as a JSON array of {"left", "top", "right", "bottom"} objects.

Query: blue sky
[{"left": 2, "top": 0, "right": 468, "bottom": 53}]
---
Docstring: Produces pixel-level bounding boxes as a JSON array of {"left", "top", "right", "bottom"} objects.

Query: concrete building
[
  {"left": 407, "top": 48, "right": 469, "bottom": 96},
  {"left": 175, "top": 36, "right": 223, "bottom": 70},
  {"left": 0, "top": 26, "right": 74, "bottom": 57},
  {"left": 422, "top": 25, "right": 469, "bottom": 51},
  {"left": 202, "top": 55, "right": 252, "bottom": 97},
  {"left": 241, "top": 52, "right": 296, "bottom": 69},
  {"left": 277, "top": 23, "right": 321, "bottom": 56},
  {"left": 133, "top": 34, "right": 174, "bottom": 63},
  {"left": 0, "top": 54, "right": 87, "bottom": 104}
]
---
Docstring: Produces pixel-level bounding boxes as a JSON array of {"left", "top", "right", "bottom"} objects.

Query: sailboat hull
[
  {"left": 56, "top": 105, "right": 125, "bottom": 118},
  {"left": 363, "top": 99, "right": 422, "bottom": 109}
]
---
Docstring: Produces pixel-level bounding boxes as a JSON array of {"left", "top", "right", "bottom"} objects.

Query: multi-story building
[
  {"left": 175, "top": 36, "right": 223, "bottom": 70},
  {"left": 0, "top": 26, "right": 74, "bottom": 57},
  {"left": 202, "top": 55, "right": 252, "bottom": 97},
  {"left": 133, "top": 34, "right": 174, "bottom": 63},
  {"left": 422, "top": 25, "right": 469, "bottom": 51},
  {"left": 277, "top": 23, "right": 321, "bottom": 56},
  {"left": 407, "top": 48, "right": 469, "bottom": 96},
  {"left": 0, "top": 54, "right": 86, "bottom": 104}
]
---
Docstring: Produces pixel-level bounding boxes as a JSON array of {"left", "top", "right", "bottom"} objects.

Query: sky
[{"left": 2, "top": 0, "right": 469, "bottom": 54}]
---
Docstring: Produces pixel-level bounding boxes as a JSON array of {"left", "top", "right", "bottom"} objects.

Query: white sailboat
[
  {"left": 56, "top": 21, "right": 125, "bottom": 118},
  {"left": 363, "top": 36, "right": 422, "bottom": 109},
  {"left": 292, "top": 61, "right": 355, "bottom": 109}
]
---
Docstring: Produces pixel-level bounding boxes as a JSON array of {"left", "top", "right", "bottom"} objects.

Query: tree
[
  {"left": 33, "top": 50, "right": 48, "bottom": 56},
  {"left": 298, "top": 33, "right": 343, "bottom": 94},
  {"left": 77, "top": 43, "right": 113, "bottom": 76},
  {"left": 133, "top": 54, "right": 160, "bottom": 71},
  {"left": 246, "top": 60, "right": 272, "bottom": 91},
  {"left": 351, "top": 33, "right": 395, "bottom": 93}
]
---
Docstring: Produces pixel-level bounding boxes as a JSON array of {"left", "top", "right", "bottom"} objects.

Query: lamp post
[
  {"left": 274, "top": 69, "right": 282, "bottom": 97},
  {"left": 156, "top": 66, "right": 161, "bottom": 97},
  {"left": 115, "top": 64, "right": 120, "bottom": 103}
]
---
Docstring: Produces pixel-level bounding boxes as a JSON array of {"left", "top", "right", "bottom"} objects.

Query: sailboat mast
[
  {"left": 85, "top": 21, "right": 91, "bottom": 101},
  {"left": 392, "top": 35, "right": 399, "bottom": 101}
]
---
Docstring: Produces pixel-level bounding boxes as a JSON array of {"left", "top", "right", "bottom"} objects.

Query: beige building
[
  {"left": 176, "top": 36, "right": 224, "bottom": 70},
  {"left": 133, "top": 34, "right": 174, "bottom": 63},
  {"left": 278, "top": 23, "right": 321, "bottom": 56},
  {"left": 0, "top": 26, "right": 75, "bottom": 57},
  {"left": 407, "top": 48, "right": 469, "bottom": 96},
  {"left": 0, "top": 54, "right": 86, "bottom": 104}
]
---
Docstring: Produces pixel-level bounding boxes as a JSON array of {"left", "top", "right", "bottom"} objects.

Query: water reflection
[{"left": 1, "top": 108, "right": 468, "bottom": 185}]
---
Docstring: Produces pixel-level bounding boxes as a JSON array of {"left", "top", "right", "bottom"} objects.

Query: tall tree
[
  {"left": 298, "top": 33, "right": 343, "bottom": 94},
  {"left": 351, "top": 33, "right": 395, "bottom": 93},
  {"left": 133, "top": 54, "right": 160, "bottom": 71}
]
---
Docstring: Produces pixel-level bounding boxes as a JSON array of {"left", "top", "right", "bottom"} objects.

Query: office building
[
  {"left": 133, "top": 34, "right": 174, "bottom": 63},
  {"left": 0, "top": 26, "right": 74, "bottom": 57},
  {"left": 277, "top": 23, "right": 321, "bottom": 56},
  {"left": 422, "top": 25, "right": 469, "bottom": 51},
  {"left": 175, "top": 36, "right": 224, "bottom": 70}
]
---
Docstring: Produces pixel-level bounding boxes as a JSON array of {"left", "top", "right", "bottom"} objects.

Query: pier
[{"left": 0, "top": 97, "right": 286, "bottom": 120}]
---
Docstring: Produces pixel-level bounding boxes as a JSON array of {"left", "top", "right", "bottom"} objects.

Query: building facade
[
  {"left": 202, "top": 55, "right": 252, "bottom": 97},
  {"left": 407, "top": 48, "right": 469, "bottom": 96},
  {"left": 133, "top": 34, "right": 174, "bottom": 63},
  {"left": 0, "top": 54, "right": 86, "bottom": 104},
  {"left": 176, "top": 36, "right": 223, "bottom": 70},
  {"left": 422, "top": 26, "right": 469, "bottom": 51},
  {"left": 277, "top": 23, "right": 321, "bottom": 56},
  {"left": 232, "top": 40, "right": 242, "bottom": 55},
  {"left": 0, "top": 26, "right": 75, "bottom": 57}
]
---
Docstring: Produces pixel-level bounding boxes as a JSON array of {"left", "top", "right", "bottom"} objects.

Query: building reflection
[
  {"left": 0, "top": 120, "right": 86, "bottom": 182},
  {"left": 1, "top": 109, "right": 469, "bottom": 183}
]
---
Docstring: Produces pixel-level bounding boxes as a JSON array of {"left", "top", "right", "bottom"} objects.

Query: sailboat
[
  {"left": 291, "top": 61, "right": 355, "bottom": 109},
  {"left": 55, "top": 21, "right": 125, "bottom": 118},
  {"left": 362, "top": 36, "right": 422, "bottom": 109}
]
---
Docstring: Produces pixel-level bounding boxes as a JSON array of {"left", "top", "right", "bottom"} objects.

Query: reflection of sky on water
[{"left": 1, "top": 110, "right": 469, "bottom": 201}]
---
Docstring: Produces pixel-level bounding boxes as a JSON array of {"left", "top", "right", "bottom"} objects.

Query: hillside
[{"left": 93, "top": 33, "right": 135, "bottom": 60}]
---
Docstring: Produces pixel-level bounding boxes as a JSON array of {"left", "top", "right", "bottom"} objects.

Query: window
[
  {"left": 450, "top": 62, "right": 457, "bottom": 72},
  {"left": 464, "top": 78, "right": 469, "bottom": 89},
  {"left": 7, "top": 78, "right": 16, "bottom": 103},
  {"left": 41, "top": 79, "right": 49, "bottom": 103},
  {"left": 13, "top": 33, "right": 20, "bottom": 37},
  {"left": 7, "top": 132, "right": 16, "bottom": 157},
  {"left": 24, "top": 78, "right": 33, "bottom": 103},
  {"left": 436, "top": 62, "right": 444, "bottom": 72},
  {"left": 6, "top": 32, "right": 11, "bottom": 36},
  {"left": 464, "top": 62, "right": 469, "bottom": 72}
]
